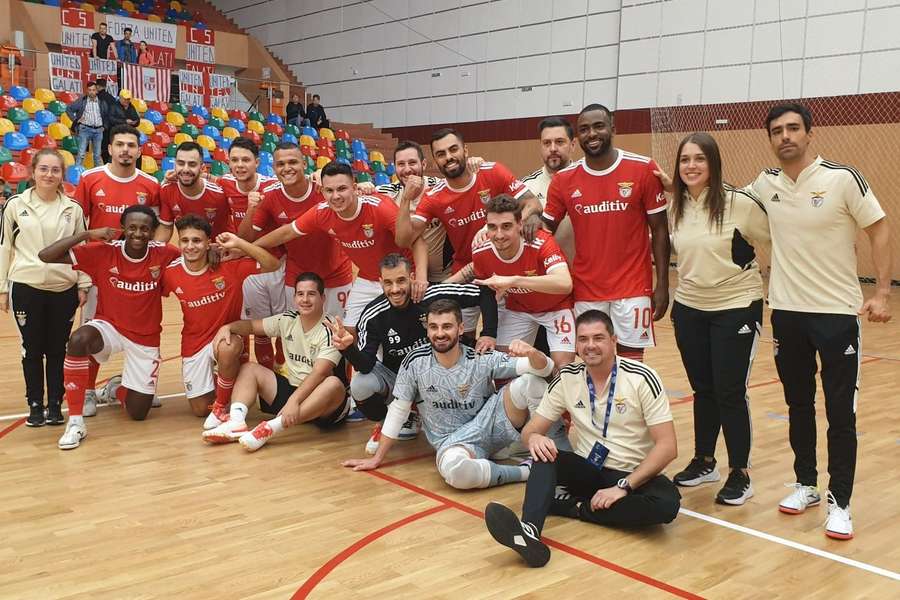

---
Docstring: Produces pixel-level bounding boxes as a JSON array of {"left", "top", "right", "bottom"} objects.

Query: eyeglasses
[{"left": 35, "top": 166, "right": 63, "bottom": 175}]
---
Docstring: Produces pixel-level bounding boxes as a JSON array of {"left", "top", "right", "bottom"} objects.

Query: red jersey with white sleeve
[
  {"left": 291, "top": 194, "right": 408, "bottom": 281},
  {"left": 543, "top": 151, "right": 667, "bottom": 302},
  {"left": 159, "top": 179, "right": 232, "bottom": 236},
  {"left": 414, "top": 162, "right": 528, "bottom": 272},
  {"left": 218, "top": 173, "right": 275, "bottom": 225},
  {"left": 162, "top": 257, "right": 261, "bottom": 356},
  {"left": 70, "top": 241, "right": 180, "bottom": 346},
  {"left": 74, "top": 165, "right": 160, "bottom": 229},
  {"left": 252, "top": 181, "right": 353, "bottom": 288},
  {"left": 472, "top": 230, "right": 572, "bottom": 313}
]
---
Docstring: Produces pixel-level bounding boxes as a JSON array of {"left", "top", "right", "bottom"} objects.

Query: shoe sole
[
  {"left": 202, "top": 431, "right": 246, "bottom": 444},
  {"left": 397, "top": 431, "right": 418, "bottom": 440},
  {"left": 26, "top": 421, "right": 46, "bottom": 427},
  {"left": 58, "top": 431, "right": 87, "bottom": 450},
  {"left": 716, "top": 485, "right": 754, "bottom": 506},
  {"left": 825, "top": 529, "right": 853, "bottom": 540},
  {"left": 778, "top": 498, "right": 821, "bottom": 514},
  {"left": 484, "top": 502, "right": 550, "bottom": 568},
  {"left": 46, "top": 420, "right": 65, "bottom": 426},
  {"left": 674, "top": 471, "right": 721, "bottom": 487}
]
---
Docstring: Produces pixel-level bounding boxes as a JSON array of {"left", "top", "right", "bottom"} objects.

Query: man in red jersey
[
  {"left": 257, "top": 162, "right": 429, "bottom": 333},
  {"left": 542, "top": 103, "right": 670, "bottom": 361},
  {"left": 155, "top": 142, "right": 232, "bottom": 242},
  {"left": 396, "top": 128, "right": 543, "bottom": 335},
  {"left": 39, "top": 206, "right": 180, "bottom": 450},
  {"left": 240, "top": 142, "right": 353, "bottom": 319},
  {"left": 162, "top": 215, "right": 280, "bottom": 425}
]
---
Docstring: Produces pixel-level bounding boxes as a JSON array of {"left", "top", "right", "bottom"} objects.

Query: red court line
[
  {"left": 364, "top": 469, "right": 703, "bottom": 599},
  {"left": 0, "top": 418, "right": 25, "bottom": 440},
  {"left": 291, "top": 504, "right": 450, "bottom": 600}
]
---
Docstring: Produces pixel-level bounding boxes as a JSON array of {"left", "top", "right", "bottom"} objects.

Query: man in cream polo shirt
[{"left": 752, "top": 103, "right": 891, "bottom": 541}]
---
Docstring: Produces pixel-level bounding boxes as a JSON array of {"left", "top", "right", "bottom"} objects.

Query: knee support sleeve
[
  {"left": 509, "top": 373, "right": 549, "bottom": 411},
  {"left": 437, "top": 446, "right": 491, "bottom": 489}
]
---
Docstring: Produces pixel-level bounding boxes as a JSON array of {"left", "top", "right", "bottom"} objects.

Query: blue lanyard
[{"left": 586, "top": 361, "right": 617, "bottom": 438}]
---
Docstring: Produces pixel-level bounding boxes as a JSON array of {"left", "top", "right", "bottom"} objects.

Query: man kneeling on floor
[
  {"left": 342, "top": 298, "right": 554, "bottom": 490},
  {"left": 203, "top": 272, "right": 350, "bottom": 451},
  {"left": 484, "top": 310, "right": 680, "bottom": 567}
]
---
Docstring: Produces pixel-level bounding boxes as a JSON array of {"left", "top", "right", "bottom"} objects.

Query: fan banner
[
  {"left": 106, "top": 14, "right": 177, "bottom": 69},
  {"left": 59, "top": 8, "right": 95, "bottom": 58},
  {"left": 48, "top": 52, "right": 83, "bottom": 94}
]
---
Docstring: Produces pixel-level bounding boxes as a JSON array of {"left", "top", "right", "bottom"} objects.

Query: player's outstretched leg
[
  {"left": 484, "top": 502, "right": 550, "bottom": 568},
  {"left": 58, "top": 325, "right": 104, "bottom": 450}
]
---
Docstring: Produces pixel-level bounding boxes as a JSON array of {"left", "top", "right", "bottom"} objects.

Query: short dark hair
[
  {"left": 174, "top": 214, "right": 211, "bottom": 238},
  {"left": 295, "top": 271, "right": 325, "bottom": 294},
  {"left": 229, "top": 136, "right": 259, "bottom": 158},
  {"left": 176, "top": 141, "right": 203, "bottom": 158},
  {"left": 430, "top": 127, "right": 463, "bottom": 148},
  {"left": 379, "top": 253, "right": 412, "bottom": 274},
  {"left": 121, "top": 205, "right": 159, "bottom": 229},
  {"left": 86, "top": 80, "right": 98, "bottom": 89},
  {"left": 394, "top": 140, "right": 424, "bottom": 161},
  {"left": 575, "top": 309, "right": 615, "bottom": 336},
  {"left": 579, "top": 103, "right": 613, "bottom": 122},
  {"left": 109, "top": 124, "right": 140, "bottom": 145},
  {"left": 95, "top": 79, "right": 107, "bottom": 88},
  {"left": 426, "top": 298, "right": 462, "bottom": 324},
  {"left": 274, "top": 141, "right": 300, "bottom": 152},
  {"left": 123, "top": 27, "right": 133, "bottom": 33},
  {"left": 312, "top": 94, "right": 320, "bottom": 100},
  {"left": 539, "top": 116, "right": 574, "bottom": 140},
  {"left": 321, "top": 161, "right": 353, "bottom": 181},
  {"left": 765, "top": 102, "right": 812, "bottom": 134},
  {"left": 485, "top": 194, "right": 522, "bottom": 220}
]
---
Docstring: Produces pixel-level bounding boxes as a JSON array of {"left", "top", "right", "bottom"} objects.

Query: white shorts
[
  {"left": 343, "top": 277, "right": 383, "bottom": 327},
  {"left": 497, "top": 307, "right": 576, "bottom": 353},
  {"left": 243, "top": 260, "right": 288, "bottom": 319},
  {"left": 461, "top": 306, "right": 480, "bottom": 333},
  {"left": 283, "top": 283, "right": 351, "bottom": 320},
  {"left": 182, "top": 341, "right": 216, "bottom": 399},
  {"left": 575, "top": 296, "right": 656, "bottom": 348},
  {"left": 87, "top": 319, "right": 160, "bottom": 395}
]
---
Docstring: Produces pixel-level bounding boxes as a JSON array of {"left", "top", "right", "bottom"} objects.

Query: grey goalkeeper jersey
[{"left": 393, "top": 345, "right": 519, "bottom": 447}]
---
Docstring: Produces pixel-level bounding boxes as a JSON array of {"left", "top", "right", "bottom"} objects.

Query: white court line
[
  {"left": 679, "top": 508, "right": 900, "bottom": 582},
  {"left": 0, "top": 392, "right": 186, "bottom": 422}
]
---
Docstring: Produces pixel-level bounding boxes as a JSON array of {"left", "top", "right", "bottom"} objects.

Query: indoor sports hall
[{"left": 1, "top": 1, "right": 898, "bottom": 598}]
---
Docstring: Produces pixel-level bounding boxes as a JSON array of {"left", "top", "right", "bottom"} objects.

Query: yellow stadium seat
[
  {"left": 83, "top": 153, "right": 95, "bottom": 169},
  {"left": 369, "top": 151, "right": 384, "bottom": 163},
  {"left": 247, "top": 120, "right": 264, "bottom": 134},
  {"left": 80, "top": 3, "right": 95, "bottom": 11},
  {"left": 166, "top": 111, "right": 185, "bottom": 127},
  {"left": 222, "top": 126, "right": 239, "bottom": 140},
  {"left": 23, "top": 98, "right": 44, "bottom": 114},
  {"left": 138, "top": 119, "right": 155, "bottom": 135},
  {"left": 299, "top": 134, "right": 315, "bottom": 148},
  {"left": 319, "top": 128, "right": 334, "bottom": 141},
  {"left": 211, "top": 107, "right": 229, "bottom": 121},
  {"left": 34, "top": 88, "right": 56, "bottom": 104},
  {"left": 59, "top": 149, "right": 75, "bottom": 167},
  {"left": 170, "top": 0, "right": 183, "bottom": 11},
  {"left": 391, "top": 174, "right": 399, "bottom": 184},
  {"left": 196, "top": 135, "right": 216, "bottom": 151},
  {"left": 122, "top": 0, "right": 135, "bottom": 11},
  {"left": 140, "top": 156, "right": 158, "bottom": 174},
  {"left": 131, "top": 98, "right": 147, "bottom": 114},
  {"left": 48, "top": 122, "right": 71, "bottom": 140},
  {"left": 315, "top": 156, "right": 331, "bottom": 169},
  {"left": 60, "top": 113, "right": 73, "bottom": 129},
  {"left": 0, "top": 118, "right": 14, "bottom": 135},
  {"left": 174, "top": 133, "right": 193, "bottom": 145},
  {"left": 147, "top": 14, "right": 161, "bottom": 22}
]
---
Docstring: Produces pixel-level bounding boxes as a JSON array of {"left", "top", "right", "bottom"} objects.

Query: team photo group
[{"left": 1, "top": 98, "right": 891, "bottom": 567}]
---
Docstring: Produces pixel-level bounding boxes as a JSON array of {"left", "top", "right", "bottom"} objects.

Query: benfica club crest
[
  {"left": 212, "top": 276, "right": 226, "bottom": 291},
  {"left": 457, "top": 383, "right": 470, "bottom": 396},
  {"left": 362, "top": 224, "right": 375, "bottom": 238},
  {"left": 478, "top": 189, "right": 491, "bottom": 204},
  {"left": 618, "top": 182, "right": 634, "bottom": 198},
  {"left": 810, "top": 191, "right": 826, "bottom": 208},
  {"left": 136, "top": 192, "right": 148, "bottom": 205},
  {"left": 149, "top": 266, "right": 161, "bottom": 280}
]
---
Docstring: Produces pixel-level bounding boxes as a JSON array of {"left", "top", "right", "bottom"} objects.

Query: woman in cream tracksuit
[{"left": 0, "top": 149, "right": 91, "bottom": 426}]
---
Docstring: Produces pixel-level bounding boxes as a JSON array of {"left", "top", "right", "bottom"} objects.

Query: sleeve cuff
[
  {"left": 411, "top": 214, "right": 428, "bottom": 222},
  {"left": 646, "top": 204, "right": 668, "bottom": 215},
  {"left": 541, "top": 211, "right": 557, "bottom": 222}
]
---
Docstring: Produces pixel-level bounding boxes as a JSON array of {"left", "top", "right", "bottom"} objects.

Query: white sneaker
[
  {"left": 778, "top": 483, "right": 821, "bottom": 514},
  {"left": 824, "top": 492, "right": 853, "bottom": 540},
  {"left": 398, "top": 411, "right": 419, "bottom": 440},
  {"left": 100, "top": 375, "right": 122, "bottom": 406},
  {"left": 202, "top": 419, "right": 248, "bottom": 444},
  {"left": 239, "top": 422, "right": 275, "bottom": 452},
  {"left": 365, "top": 423, "right": 382, "bottom": 455},
  {"left": 58, "top": 420, "right": 87, "bottom": 450},
  {"left": 203, "top": 404, "right": 230, "bottom": 430},
  {"left": 151, "top": 396, "right": 162, "bottom": 408},
  {"left": 83, "top": 390, "right": 98, "bottom": 417}
]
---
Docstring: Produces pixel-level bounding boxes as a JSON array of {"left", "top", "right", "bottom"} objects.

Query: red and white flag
[{"left": 123, "top": 63, "right": 172, "bottom": 102}]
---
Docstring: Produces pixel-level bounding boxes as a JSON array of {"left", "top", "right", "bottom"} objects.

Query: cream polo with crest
[
  {"left": 749, "top": 156, "right": 885, "bottom": 315},
  {"left": 522, "top": 165, "right": 575, "bottom": 262}
]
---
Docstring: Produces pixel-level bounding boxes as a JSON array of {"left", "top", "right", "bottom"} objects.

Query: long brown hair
[
  {"left": 28, "top": 148, "right": 67, "bottom": 196},
  {"left": 671, "top": 132, "right": 726, "bottom": 232}
]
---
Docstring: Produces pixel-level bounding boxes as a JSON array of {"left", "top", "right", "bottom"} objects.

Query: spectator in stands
[
  {"left": 286, "top": 93, "right": 308, "bottom": 128},
  {"left": 66, "top": 81, "right": 108, "bottom": 168},
  {"left": 91, "top": 22, "right": 117, "bottom": 60},
  {"left": 137, "top": 41, "right": 155, "bottom": 66},
  {"left": 116, "top": 27, "right": 138, "bottom": 64},
  {"left": 95, "top": 79, "right": 118, "bottom": 164},
  {"left": 306, "top": 94, "right": 329, "bottom": 130},
  {"left": 108, "top": 90, "right": 140, "bottom": 135}
]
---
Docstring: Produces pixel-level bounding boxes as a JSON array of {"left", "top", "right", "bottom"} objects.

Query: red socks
[
  {"left": 63, "top": 355, "right": 90, "bottom": 416},
  {"left": 254, "top": 336, "right": 274, "bottom": 370},
  {"left": 87, "top": 357, "right": 100, "bottom": 391},
  {"left": 214, "top": 375, "right": 234, "bottom": 411}
]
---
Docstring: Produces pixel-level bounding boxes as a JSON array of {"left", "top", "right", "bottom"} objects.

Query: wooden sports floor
[{"left": 1, "top": 277, "right": 898, "bottom": 599}]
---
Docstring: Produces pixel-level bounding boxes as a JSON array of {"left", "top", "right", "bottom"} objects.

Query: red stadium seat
[
  {"left": 142, "top": 142, "right": 165, "bottom": 160},
  {"left": 229, "top": 110, "right": 247, "bottom": 122},
  {"left": 187, "top": 114, "right": 207, "bottom": 128},
  {"left": 150, "top": 131, "right": 172, "bottom": 146},
  {"left": 241, "top": 130, "right": 261, "bottom": 145},
  {"left": 157, "top": 122, "right": 178, "bottom": 137},
  {"left": 264, "top": 122, "right": 283, "bottom": 136}
]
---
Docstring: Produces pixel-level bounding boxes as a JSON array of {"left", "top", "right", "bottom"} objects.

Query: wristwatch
[{"left": 616, "top": 478, "right": 632, "bottom": 493}]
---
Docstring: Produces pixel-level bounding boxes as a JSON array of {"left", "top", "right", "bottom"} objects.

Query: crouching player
[
  {"left": 161, "top": 215, "right": 280, "bottom": 423},
  {"left": 203, "top": 272, "right": 350, "bottom": 451}
]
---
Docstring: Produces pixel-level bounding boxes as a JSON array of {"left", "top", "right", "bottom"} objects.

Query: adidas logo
[
  {"left": 109, "top": 266, "right": 119, "bottom": 274},
  {"left": 561, "top": 336, "right": 570, "bottom": 344},
  {"left": 388, "top": 328, "right": 398, "bottom": 336},
  {"left": 571, "top": 189, "right": 582, "bottom": 198},
  {"left": 277, "top": 211, "right": 288, "bottom": 220},
  {"left": 738, "top": 324, "right": 752, "bottom": 335},
  {"left": 426, "top": 385, "right": 438, "bottom": 392},
  {"left": 19, "top": 210, "right": 28, "bottom": 217},
  {"left": 574, "top": 399, "right": 585, "bottom": 408},
  {"left": 96, "top": 189, "right": 106, "bottom": 197},
  {"left": 771, "top": 193, "right": 780, "bottom": 202},
  {"left": 444, "top": 206, "right": 455, "bottom": 214},
  {"left": 173, "top": 204, "right": 181, "bottom": 212},
  {"left": 640, "top": 330, "right": 649, "bottom": 340},
  {"left": 844, "top": 344, "right": 856, "bottom": 355},
  {"left": 174, "top": 286, "right": 183, "bottom": 295}
]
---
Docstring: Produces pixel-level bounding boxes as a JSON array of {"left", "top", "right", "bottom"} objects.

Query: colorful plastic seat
[
  {"left": 49, "top": 121, "right": 72, "bottom": 141},
  {"left": 315, "top": 156, "right": 331, "bottom": 169},
  {"left": 0, "top": 95, "right": 16, "bottom": 111},
  {"left": 258, "top": 151, "right": 273, "bottom": 165},
  {"left": 211, "top": 106, "right": 228, "bottom": 121},
  {"left": 8, "top": 86, "right": 30, "bottom": 102},
  {"left": 228, "top": 109, "right": 247, "bottom": 122},
  {"left": 247, "top": 120, "right": 264, "bottom": 135},
  {"left": 201, "top": 147, "right": 212, "bottom": 163},
  {"left": 187, "top": 114, "right": 206, "bottom": 128},
  {"left": 47, "top": 100, "right": 68, "bottom": 117},
  {"left": 7, "top": 107, "right": 29, "bottom": 125},
  {"left": 222, "top": 126, "right": 239, "bottom": 140},
  {"left": 173, "top": 132, "right": 193, "bottom": 145},
  {"left": 34, "top": 109, "right": 57, "bottom": 127},
  {"left": 386, "top": 162, "right": 396, "bottom": 176},
  {"left": 131, "top": 97, "right": 147, "bottom": 114},
  {"left": 150, "top": 131, "right": 171, "bottom": 147},
  {"left": 61, "top": 136, "right": 79, "bottom": 154},
  {"left": 0, "top": 146, "right": 12, "bottom": 165},
  {"left": 219, "top": 137, "right": 232, "bottom": 151},
  {"left": 299, "top": 134, "right": 315, "bottom": 148},
  {"left": 196, "top": 135, "right": 216, "bottom": 151},
  {"left": 166, "top": 143, "right": 177, "bottom": 157},
  {"left": 0, "top": 118, "right": 13, "bottom": 135},
  {"left": 191, "top": 105, "right": 210, "bottom": 120},
  {"left": 60, "top": 113, "right": 74, "bottom": 129},
  {"left": 161, "top": 156, "right": 175, "bottom": 172},
  {"left": 285, "top": 123, "right": 300, "bottom": 137},
  {"left": 20, "top": 120, "right": 43, "bottom": 138},
  {"left": 262, "top": 131, "right": 279, "bottom": 145},
  {"left": 352, "top": 159, "right": 370, "bottom": 174},
  {"left": 373, "top": 172, "right": 390, "bottom": 186},
  {"left": 142, "top": 142, "right": 164, "bottom": 160},
  {"left": 210, "top": 160, "right": 228, "bottom": 176},
  {"left": 265, "top": 113, "right": 283, "bottom": 125},
  {"left": 227, "top": 119, "right": 246, "bottom": 133},
  {"left": 65, "top": 164, "right": 85, "bottom": 186},
  {"left": 356, "top": 172, "right": 372, "bottom": 184},
  {"left": 208, "top": 116, "right": 226, "bottom": 131},
  {"left": 319, "top": 128, "right": 334, "bottom": 141},
  {"left": 301, "top": 126, "right": 318, "bottom": 140},
  {"left": 138, "top": 119, "right": 156, "bottom": 135},
  {"left": 336, "top": 156, "right": 351, "bottom": 166},
  {"left": 140, "top": 155, "right": 158, "bottom": 174},
  {"left": 145, "top": 109, "right": 164, "bottom": 125},
  {"left": 371, "top": 160, "right": 385, "bottom": 173},
  {"left": 22, "top": 98, "right": 44, "bottom": 114},
  {"left": 59, "top": 149, "right": 75, "bottom": 167},
  {"left": 257, "top": 163, "right": 274, "bottom": 177},
  {"left": 248, "top": 110, "right": 264, "bottom": 123},
  {"left": 169, "top": 102, "right": 188, "bottom": 116},
  {"left": 281, "top": 133, "right": 298, "bottom": 145},
  {"left": 34, "top": 88, "right": 56, "bottom": 104},
  {"left": 264, "top": 122, "right": 283, "bottom": 137},
  {"left": 165, "top": 111, "right": 185, "bottom": 126},
  {"left": 299, "top": 144, "right": 315, "bottom": 157},
  {"left": 212, "top": 147, "right": 228, "bottom": 162},
  {"left": 180, "top": 123, "right": 200, "bottom": 137},
  {"left": 242, "top": 130, "right": 261, "bottom": 146},
  {"left": 157, "top": 122, "right": 178, "bottom": 137},
  {"left": 2, "top": 161, "right": 30, "bottom": 183},
  {"left": 369, "top": 151, "right": 385, "bottom": 163},
  {"left": 202, "top": 125, "right": 221, "bottom": 140},
  {"left": 139, "top": 132, "right": 148, "bottom": 146},
  {"left": 335, "top": 129, "right": 350, "bottom": 141},
  {"left": 260, "top": 140, "right": 276, "bottom": 154},
  {"left": 32, "top": 134, "right": 57, "bottom": 150}
]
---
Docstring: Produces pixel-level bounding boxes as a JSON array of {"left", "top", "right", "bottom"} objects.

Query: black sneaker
[
  {"left": 549, "top": 485, "right": 580, "bottom": 518},
  {"left": 46, "top": 403, "right": 65, "bottom": 426},
  {"left": 26, "top": 404, "right": 46, "bottom": 427},
  {"left": 716, "top": 469, "right": 754, "bottom": 505},
  {"left": 673, "top": 456, "right": 720, "bottom": 487},
  {"left": 484, "top": 502, "right": 550, "bottom": 568}
]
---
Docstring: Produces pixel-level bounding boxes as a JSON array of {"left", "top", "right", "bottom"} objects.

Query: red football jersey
[
  {"left": 159, "top": 179, "right": 233, "bottom": 236},
  {"left": 292, "top": 194, "right": 408, "bottom": 281},
  {"left": 543, "top": 152, "right": 667, "bottom": 302},
  {"left": 162, "top": 256, "right": 260, "bottom": 356},
  {"left": 414, "top": 162, "right": 528, "bottom": 272},
  {"left": 70, "top": 241, "right": 180, "bottom": 346},
  {"left": 253, "top": 181, "right": 353, "bottom": 288},
  {"left": 75, "top": 165, "right": 160, "bottom": 229},
  {"left": 218, "top": 173, "right": 275, "bottom": 224},
  {"left": 472, "top": 230, "right": 572, "bottom": 313}
]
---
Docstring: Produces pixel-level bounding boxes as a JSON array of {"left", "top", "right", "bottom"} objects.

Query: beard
[
  {"left": 431, "top": 335, "right": 459, "bottom": 354},
  {"left": 581, "top": 137, "right": 612, "bottom": 158},
  {"left": 439, "top": 159, "right": 466, "bottom": 179}
]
